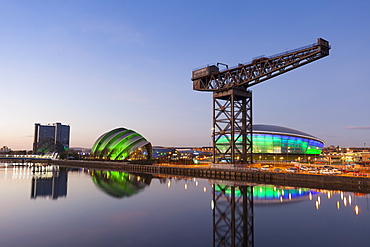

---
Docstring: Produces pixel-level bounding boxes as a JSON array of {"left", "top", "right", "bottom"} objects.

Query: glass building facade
[
  {"left": 216, "top": 124, "right": 324, "bottom": 155},
  {"left": 33, "top": 122, "right": 70, "bottom": 154}
]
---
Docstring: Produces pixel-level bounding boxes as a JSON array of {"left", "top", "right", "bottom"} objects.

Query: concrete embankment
[{"left": 52, "top": 160, "right": 370, "bottom": 193}]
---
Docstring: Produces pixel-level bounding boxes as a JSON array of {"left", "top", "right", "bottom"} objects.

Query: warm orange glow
[{"left": 355, "top": 205, "right": 359, "bottom": 215}]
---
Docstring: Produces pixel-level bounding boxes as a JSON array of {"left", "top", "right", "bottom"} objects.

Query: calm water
[{"left": 1, "top": 163, "right": 370, "bottom": 247}]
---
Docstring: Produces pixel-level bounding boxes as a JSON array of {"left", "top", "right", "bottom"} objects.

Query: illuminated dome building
[
  {"left": 252, "top": 124, "right": 324, "bottom": 154},
  {"left": 216, "top": 124, "right": 324, "bottom": 161},
  {"left": 91, "top": 128, "right": 152, "bottom": 161}
]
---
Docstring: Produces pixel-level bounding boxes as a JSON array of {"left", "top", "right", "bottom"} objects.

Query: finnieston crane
[{"left": 192, "top": 38, "right": 330, "bottom": 165}]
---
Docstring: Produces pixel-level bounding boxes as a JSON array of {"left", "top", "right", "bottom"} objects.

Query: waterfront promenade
[{"left": 51, "top": 160, "right": 370, "bottom": 194}]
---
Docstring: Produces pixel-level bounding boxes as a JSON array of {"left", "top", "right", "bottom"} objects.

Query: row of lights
[
  {"left": 168, "top": 179, "right": 363, "bottom": 216},
  {"left": 310, "top": 191, "right": 360, "bottom": 215},
  {"left": 166, "top": 178, "right": 208, "bottom": 193}
]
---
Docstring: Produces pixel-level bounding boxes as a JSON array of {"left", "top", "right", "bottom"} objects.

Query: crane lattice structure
[
  {"left": 213, "top": 184, "right": 254, "bottom": 247},
  {"left": 192, "top": 38, "right": 330, "bottom": 164}
]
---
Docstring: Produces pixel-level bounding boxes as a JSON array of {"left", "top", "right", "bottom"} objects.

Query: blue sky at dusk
[{"left": 1, "top": 0, "right": 369, "bottom": 150}]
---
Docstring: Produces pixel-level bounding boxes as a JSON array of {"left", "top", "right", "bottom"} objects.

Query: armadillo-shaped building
[{"left": 91, "top": 128, "right": 152, "bottom": 161}]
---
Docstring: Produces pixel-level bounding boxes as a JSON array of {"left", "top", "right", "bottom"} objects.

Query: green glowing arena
[
  {"left": 217, "top": 124, "right": 324, "bottom": 156},
  {"left": 91, "top": 128, "right": 152, "bottom": 161}
]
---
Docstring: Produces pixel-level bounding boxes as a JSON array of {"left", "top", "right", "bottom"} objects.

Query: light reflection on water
[{"left": 1, "top": 163, "right": 370, "bottom": 247}]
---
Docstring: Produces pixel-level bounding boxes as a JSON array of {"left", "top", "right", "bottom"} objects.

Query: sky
[{"left": 0, "top": 0, "right": 369, "bottom": 150}]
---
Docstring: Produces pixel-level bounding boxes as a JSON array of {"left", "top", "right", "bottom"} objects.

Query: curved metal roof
[
  {"left": 253, "top": 124, "right": 323, "bottom": 142},
  {"left": 91, "top": 127, "right": 151, "bottom": 160}
]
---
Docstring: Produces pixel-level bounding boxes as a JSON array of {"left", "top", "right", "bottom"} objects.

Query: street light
[{"left": 287, "top": 146, "right": 290, "bottom": 162}]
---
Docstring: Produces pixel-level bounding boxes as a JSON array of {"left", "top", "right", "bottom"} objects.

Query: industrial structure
[
  {"left": 192, "top": 38, "right": 330, "bottom": 164},
  {"left": 33, "top": 122, "right": 70, "bottom": 155},
  {"left": 91, "top": 127, "right": 152, "bottom": 161}
]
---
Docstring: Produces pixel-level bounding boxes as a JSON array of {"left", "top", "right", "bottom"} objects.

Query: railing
[{"left": 0, "top": 154, "right": 56, "bottom": 160}]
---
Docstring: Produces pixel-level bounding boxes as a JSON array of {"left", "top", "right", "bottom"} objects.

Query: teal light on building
[
  {"left": 215, "top": 184, "right": 316, "bottom": 203},
  {"left": 216, "top": 124, "right": 324, "bottom": 155},
  {"left": 91, "top": 128, "right": 152, "bottom": 161}
]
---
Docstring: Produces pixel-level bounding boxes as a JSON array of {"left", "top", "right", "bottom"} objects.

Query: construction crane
[{"left": 192, "top": 38, "right": 330, "bottom": 164}]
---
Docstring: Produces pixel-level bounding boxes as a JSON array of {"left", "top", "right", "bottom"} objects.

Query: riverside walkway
[
  {"left": 0, "top": 154, "right": 53, "bottom": 163},
  {"left": 51, "top": 160, "right": 370, "bottom": 194}
]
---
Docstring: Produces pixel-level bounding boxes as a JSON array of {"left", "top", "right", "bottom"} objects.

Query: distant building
[
  {"left": 33, "top": 122, "right": 70, "bottom": 154},
  {"left": 152, "top": 146, "right": 176, "bottom": 159},
  {"left": 0, "top": 146, "right": 11, "bottom": 153}
]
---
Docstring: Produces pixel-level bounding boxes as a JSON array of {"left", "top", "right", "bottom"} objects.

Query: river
[{"left": 0, "top": 163, "right": 369, "bottom": 247}]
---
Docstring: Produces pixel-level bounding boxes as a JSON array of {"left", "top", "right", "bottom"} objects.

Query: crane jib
[{"left": 192, "top": 38, "right": 330, "bottom": 91}]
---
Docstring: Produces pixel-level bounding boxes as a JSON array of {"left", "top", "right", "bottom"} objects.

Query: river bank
[{"left": 51, "top": 159, "right": 370, "bottom": 193}]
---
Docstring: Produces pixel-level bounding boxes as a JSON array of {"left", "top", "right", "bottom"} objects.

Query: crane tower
[{"left": 192, "top": 38, "right": 330, "bottom": 164}]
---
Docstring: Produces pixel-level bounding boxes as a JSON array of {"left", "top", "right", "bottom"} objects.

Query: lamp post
[{"left": 286, "top": 147, "right": 290, "bottom": 162}]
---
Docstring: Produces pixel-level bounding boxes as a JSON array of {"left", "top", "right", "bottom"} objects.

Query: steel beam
[
  {"left": 213, "top": 184, "right": 254, "bottom": 247},
  {"left": 192, "top": 38, "right": 330, "bottom": 91},
  {"left": 213, "top": 89, "right": 252, "bottom": 164}
]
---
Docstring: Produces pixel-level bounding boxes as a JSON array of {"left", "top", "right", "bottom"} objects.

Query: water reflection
[
  {"left": 1, "top": 163, "right": 370, "bottom": 246},
  {"left": 2, "top": 163, "right": 368, "bottom": 218},
  {"left": 2, "top": 163, "right": 68, "bottom": 200},
  {"left": 31, "top": 167, "right": 67, "bottom": 200},
  {"left": 311, "top": 190, "right": 364, "bottom": 214},
  {"left": 253, "top": 185, "right": 315, "bottom": 203},
  {"left": 90, "top": 170, "right": 152, "bottom": 198},
  {"left": 212, "top": 184, "right": 254, "bottom": 247}
]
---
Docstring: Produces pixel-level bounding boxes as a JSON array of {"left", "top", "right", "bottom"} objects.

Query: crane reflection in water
[
  {"left": 211, "top": 184, "right": 320, "bottom": 247},
  {"left": 86, "top": 170, "right": 367, "bottom": 246}
]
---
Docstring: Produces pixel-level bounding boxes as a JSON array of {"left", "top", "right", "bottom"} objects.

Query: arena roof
[{"left": 253, "top": 124, "right": 322, "bottom": 142}]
